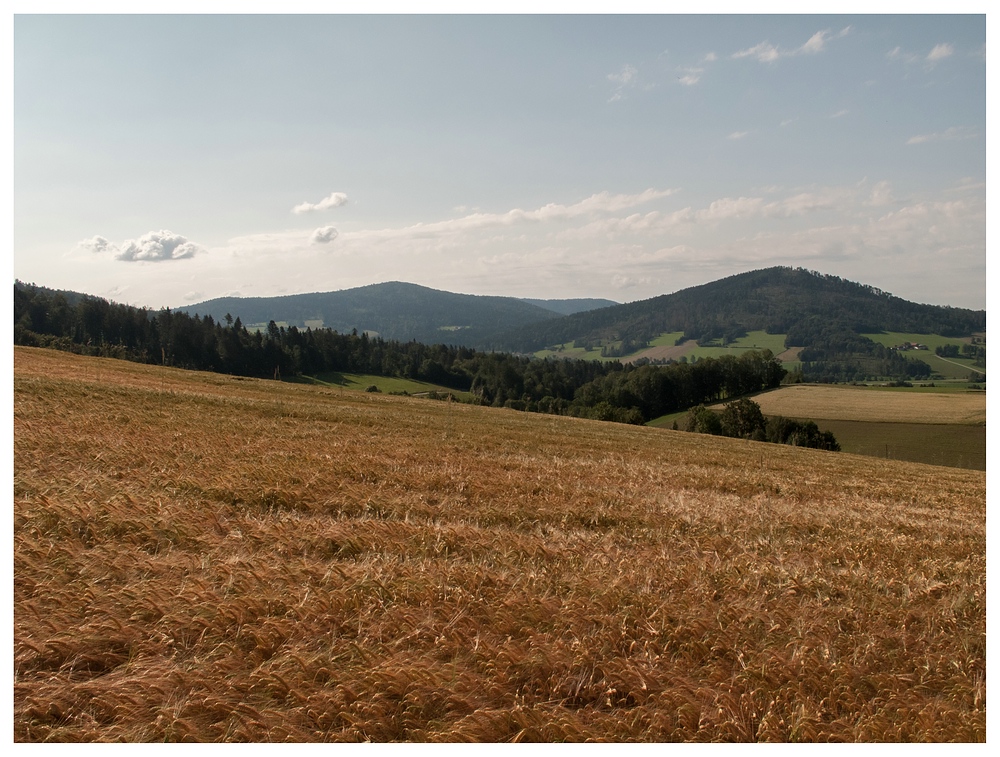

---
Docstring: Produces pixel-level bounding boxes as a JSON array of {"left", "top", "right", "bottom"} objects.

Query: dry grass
[
  {"left": 14, "top": 346, "right": 986, "bottom": 742},
  {"left": 748, "top": 384, "right": 986, "bottom": 425}
]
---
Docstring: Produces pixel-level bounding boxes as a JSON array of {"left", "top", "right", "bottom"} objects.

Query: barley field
[
  {"left": 13, "top": 346, "right": 986, "bottom": 742},
  {"left": 749, "top": 384, "right": 986, "bottom": 425}
]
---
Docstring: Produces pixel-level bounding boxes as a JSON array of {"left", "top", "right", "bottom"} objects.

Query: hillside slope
[
  {"left": 178, "top": 282, "right": 563, "bottom": 346},
  {"left": 14, "top": 346, "right": 985, "bottom": 742},
  {"left": 489, "top": 267, "right": 986, "bottom": 353}
]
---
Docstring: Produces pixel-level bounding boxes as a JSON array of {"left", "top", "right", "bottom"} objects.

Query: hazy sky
[{"left": 12, "top": 10, "right": 987, "bottom": 310}]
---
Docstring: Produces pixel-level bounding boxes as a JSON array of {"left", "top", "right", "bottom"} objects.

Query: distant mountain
[
  {"left": 488, "top": 267, "right": 987, "bottom": 354},
  {"left": 177, "top": 282, "right": 564, "bottom": 346},
  {"left": 519, "top": 297, "right": 619, "bottom": 316}
]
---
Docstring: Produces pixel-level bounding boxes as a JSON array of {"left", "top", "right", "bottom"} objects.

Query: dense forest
[{"left": 14, "top": 282, "right": 816, "bottom": 439}]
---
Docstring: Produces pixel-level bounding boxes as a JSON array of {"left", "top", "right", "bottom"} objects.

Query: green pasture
[
  {"left": 646, "top": 409, "right": 689, "bottom": 429},
  {"left": 294, "top": 372, "right": 472, "bottom": 400},
  {"left": 246, "top": 321, "right": 291, "bottom": 333},
  {"left": 862, "top": 331, "right": 972, "bottom": 351},
  {"left": 647, "top": 332, "right": 686, "bottom": 347},
  {"left": 862, "top": 331, "right": 984, "bottom": 380},
  {"left": 680, "top": 330, "right": 789, "bottom": 360},
  {"left": 537, "top": 330, "right": 790, "bottom": 363},
  {"left": 533, "top": 344, "right": 624, "bottom": 362}
]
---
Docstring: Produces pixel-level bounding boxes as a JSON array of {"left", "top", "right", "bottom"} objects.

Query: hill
[
  {"left": 178, "top": 282, "right": 566, "bottom": 346},
  {"left": 14, "top": 346, "right": 985, "bottom": 742},
  {"left": 490, "top": 267, "right": 986, "bottom": 364},
  {"left": 15, "top": 268, "right": 987, "bottom": 384}
]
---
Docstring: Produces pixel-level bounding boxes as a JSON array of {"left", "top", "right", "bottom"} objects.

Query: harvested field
[
  {"left": 14, "top": 347, "right": 986, "bottom": 742},
  {"left": 749, "top": 384, "right": 986, "bottom": 425}
]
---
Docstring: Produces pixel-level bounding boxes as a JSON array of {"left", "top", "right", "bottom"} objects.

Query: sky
[{"left": 11, "top": 7, "right": 989, "bottom": 311}]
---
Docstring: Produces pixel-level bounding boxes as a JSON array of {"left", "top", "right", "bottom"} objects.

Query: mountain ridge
[
  {"left": 486, "top": 267, "right": 986, "bottom": 354},
  {"left": 176, "top": 281, "right": 615, "bottom": 347}
]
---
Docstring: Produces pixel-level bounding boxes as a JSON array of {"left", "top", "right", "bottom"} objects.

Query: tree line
[{"left": 16, "top": 282, "right": 833, "bottom": 428}]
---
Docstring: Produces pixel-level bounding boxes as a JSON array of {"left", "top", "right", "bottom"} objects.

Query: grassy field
[
  {"left": 295, "top": 371, "right": 472, "bottom": 400},
  {"left": 539, "top": 331, "right": 801, "bottom": 369},
  {"left": 861, "top": 332, "right": 984, "bottom": 380},
  {"left": 532, "top": 343, "right": 624, "bottom": 362},
  {"left": 14, "top": 347, "right": 986, "bottom": 742},
  {"left": 537, "top": 331, "right": 983, "bottom": 380}
]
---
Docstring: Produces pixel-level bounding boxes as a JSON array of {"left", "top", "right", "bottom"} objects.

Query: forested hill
[
  {"left": 178, "top": 282, "right": 564, "bottom": 347},
  {"left": 518, "top": 297, "right": 619, "bottom": 315},
  {"left": 489, "top": 267, "right": 987, "bottom": 353}
]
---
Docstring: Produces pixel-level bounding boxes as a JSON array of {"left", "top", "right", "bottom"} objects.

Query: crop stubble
[{"left": 13, "top": 347, "right": 985, "bottom": 742}]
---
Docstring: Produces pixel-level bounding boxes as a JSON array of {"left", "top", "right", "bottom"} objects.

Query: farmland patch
[{"left": 748, "top": 384, "right": 985, "bottom": 425}]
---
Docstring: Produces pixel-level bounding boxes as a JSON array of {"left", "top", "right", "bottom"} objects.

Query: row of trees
[
  {"left": 936, "top": 343, "right": 986, "bottom": 367},
  {"left": 14, "top": 283, "right": 797, "bottom": 430}
]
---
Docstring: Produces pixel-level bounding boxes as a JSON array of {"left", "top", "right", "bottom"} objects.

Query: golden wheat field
[
  {"left": 748, "top": 384, "right": 986, "bottom": 425},
  {"left": 13, "top": 346, "right": 986, "bottom": 742}
]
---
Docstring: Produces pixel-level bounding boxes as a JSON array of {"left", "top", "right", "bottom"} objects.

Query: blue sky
[{"left": 12, "top": 8, "right": 988, "bottom": 310}]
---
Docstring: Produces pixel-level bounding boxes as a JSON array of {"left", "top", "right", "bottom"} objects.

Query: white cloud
[
  {"left": 830, "top": 109, "right": 849, "bottom": 119},
  {"left": 109, "top": 230, "right": 202, "bottom": 262},
  {"left": 733, "top": 28, "right": 847, "bottom": 63},
  {"left": 78, "top": 235, "right": 113, "bottom": 254},
  {"left": 703, "top": 52, "right": 717, "bottom": 62},
  {"left": 310, "top": 226, "right": 339, "bottom": 244},
  {"left": 608, "top": 64, "right": 637, "bottom": 86},
  {"left": 907, "top": 125, "right": 979, "bottom": 145},
  {"left": 677, "top": 67, "right": 703, "bottom": 86},
  {"left": 798, "top": 30, "right": 830, "bottom": 55},
  {"left": 292, "top": 191, "right": 349, "bottom": 214},
  {"left": 886, "top": 46, "right": 919, "bottom": 65},
  {"left": 927, "top": 43, "right": 954, "bottom": 62},
  {"left": 727, "top": 131, "right": 749, "bottom": 140},
  {"left": 607, "top": 64, "right": 638, "bottom": 101},
  {"left": 732, "top": 41, "right": 780, "bottom": 63}
]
